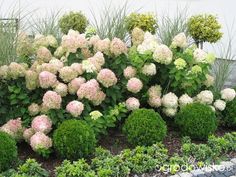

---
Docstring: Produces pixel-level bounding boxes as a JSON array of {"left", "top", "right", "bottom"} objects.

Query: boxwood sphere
[
  {"left": 223, "top": 99, "right": 236, "bottom": 127},
  {"left": 122, "top": 108, "right": 167, "bottom": 146},
  {"left": 0, "top": 131, "right": 18, "bottom": 171},
  {"left": 59, "top": 11, "right": 88, "bottom": 34},
  {"left": 175, "top": 103, "right": 217, "bottom": 140},
  {"left": 53, "top": 119, "right": 96, "bottom": 160}
]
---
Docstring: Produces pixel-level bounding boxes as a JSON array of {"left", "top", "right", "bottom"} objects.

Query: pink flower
[
  {"left": 97, "top": 69, "right": 117, "bottom": 88},
  {"left": 42, "top": 91, "right": 62, "bottom": 110},
  {"left": 71, "top": 63, "right": 84, "bottom": 75},
  {"left": 36, "top": 47, "right": 52, "bottom": 62},
  {"left": 110, "top": 37, "right": 127, "bottom": 56},
  {"left": 39, "top": 71, "right": 57, "bottom": 89},
  {"left": 31, "top": 115, "right": 52, "bottom": 134},
  {"left": 30, "top": 132, "right": 52, "bottom": 151},
  {"left": 94, "top": 38, "right": 110, "bottom": 55},
  {"left": 66, "top": 100, "right": 84, "bottom": 117},
  {"left": 127, "top": 77, "right": 143, "bottom": 93},
  {"left": 123, "top": 66, "right": 136, "bottom": 79},
  {"left": 54, "top": 83, "right": 68, "bottom": 97},
  {"left": 28, "top": 103, "right": 40, "bottom": 116},
  {"left": 148, "top": 96, "right": 162, "bottom": 108},
  {"left": 77, "top": 79, "right": 106, "bottom": 105},
  {"left": 68, "top": 77, "right": 86, "bottom": 94},
  {"left": 0, "top": 118, "right": 24, "bottom": 140},
  {"left": 125, "top": 97, "right": 140, "bottom": 110},
  {"left": 59, "top": 66, "right": 78, "bottom": 83},
  {"left": 9, "top": 62, "right": 26, "bottom": 79},
  {"left": 23, "top": 128, "right": 35, "bottom": 143}
]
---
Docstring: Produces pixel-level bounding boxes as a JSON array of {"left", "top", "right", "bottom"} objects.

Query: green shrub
[
  {"left": 125, "top": 12, "right": 157, "bottom": 34},
  {"left": 223, "top": 99, "right": 236, "bottom": 127},
  {"left": 59, "top": 11, "right": 88, "bottom": 34},
  {"left": 0, "top": 131, "right": 18, "bottom": 171},
  {"left": 175, "top": 103, "right": 217, "bottom": 140},
  {"left": 91, "top": 147, "right": 130, "bottom": 177},
  {"left": 123, "top": 108, "right": 167, "bottom": 146},
  {"left": 53, "top": 119, "right": 97, "bottom": 160},
  {"left": 56, "top": 160, "right": 96, "bottom": 177},
  {"left": 187, "top": 14, "right": 223, "bottom": 44}
]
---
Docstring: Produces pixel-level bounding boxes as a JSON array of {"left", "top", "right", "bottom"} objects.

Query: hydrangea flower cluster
[
  {"left": 147, "top": 85, "right": 162, "bottom": 108},
  {"left": 141, "top": 63, "right": 156, "bottom": 76},
  {"left": 97, "top": 69, "right": 117, "bottom": 88},
  {"left": 110, "top": 37, "right": 128, "bottom": 56},
  {"left": 39, "top": 71, "right": 57, "bottom": 89},
  {"left": 0, "top": 118, "right": 24, "bottom": 141},
  {"left": 77, "top": 79, "right": 106, "bottom": 105},
  {"left": 89, "top": 110, "right": 103, "bottom": 120},
  {"left": 28, "top": 103, "right": 41, "bottom": 116},
  {"left": 31, "top": 115, "right": 52, "bottom": 134},
  {"left": 68, "top": 77, "right": 86, "bottom": 94},
  {"left": 123, "top": 66, "right": 137, "bottom": 79},
  {"left": 127, "top": 77, "right": 143, "bottom": 93},
  {"left": 59, "top": 66, "right": 78, "bottom": 83},
  {"left": 161, "top": 92, "right": 178, "bottom": 117},
  {"left": 30, "top": 132, "right": 52, "bottom": 152},
  {"left": 66, "top": 100, "right": 84, "bottom": 117},
  {"left": 196, "top": 90, "right": 214, "bottom": 104},
  {"left": 221, "top": 88, "right": 236, "bottom": 101},
  {"left": 125, "top": 97, "right": 140, "bottom": 110},
  {"left": 153, "top": 44, "right": 173, "bottom": 65},
  {"left": 137, "top": 32, "right": 158, "bottom": 54},
  {"left": 42, "top": 91, "right": 62, "bottom": 110},
  {"left": 178, "top": 94, "right": 193, "bottom": 107},
  {"left": 171, "top": 33, "right": 188, "bottom": 48}
]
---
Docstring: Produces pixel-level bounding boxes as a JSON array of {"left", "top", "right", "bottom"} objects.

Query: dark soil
[{"left": 18, "top": 127, "right": 235, "bottom": 177}]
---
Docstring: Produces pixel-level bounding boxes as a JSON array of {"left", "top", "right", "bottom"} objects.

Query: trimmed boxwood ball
[
  {"left": 175, "top": 103, "right": 217, "bottom": 140},
  {"left": 59, "top": 11, "right": 88, "bottom": 34},
  {"left": 0, "top": 131, "right": 18, "bottom": 171},
  {"left": 122, "top": 108, "right": 167, "bottom": 146},
  {"left": 53, "top": 119, "right": 96, "bottom": 160},
  {"left": 223, "top": 99, "right": 236, "bottom": 127}
]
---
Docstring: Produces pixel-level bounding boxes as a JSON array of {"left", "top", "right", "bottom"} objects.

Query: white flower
[
  {"left": 153, "top": 44, "right": 173, "bottom": 65},
  {"left": 137, "top": 32, "right": 158, "bottom": 54},
  {"left": 221, "top": 88, "right": 236, "bottom": 101},
  {"left": 141, "top": 63, "right": 156, "bottom": 76},
  {"left": 163, "top": 108, "right": 177, "bottom": 117},
  {"left": 82, "top": 60, "right": 96, "bottom": 73},
  {"left": 193, "top": 48, "right": 207, "bottom": 63},
  {"left": 204, "top": 74, "right": 214, "bottom": 87},
  {"left": 196, "top": 90, "right": 214, "bottom": 104},
  {"left": 171, "top": 33, "right": 187, "bottom": 48},
  {"left": 213, "top": 99, "right": 226, "bottom": 111},
  {"left": 179, "top": 94, "right": 193, "bottom": 107},
  {"left": 162, "top": 92, "right": 178, "bottom": 108}
]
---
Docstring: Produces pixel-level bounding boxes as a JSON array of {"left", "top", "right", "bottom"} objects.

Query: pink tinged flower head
[
  {"left": 30, "top": 132, "right": 52, "bottom": 151},
  {"left": 127, "top": 77, "right": 143, "bottom": 93},
  {"left": 93, "top": 52, "right": 105, "bottom": 66},
  {"left": 36, "top": 47, "right": 52, "bottom": 62},
  {"left": 153, "top": 44, "right": 173, "bottom": 65},
  {"left": 54, "top": 82, "right": 68, "bottom": 97},
  {"left": 125, "top": 97, "right": 140, "bottom": 110},
  {"left": 110, "top": 37, "right": 128, "bottom": 56},
  {"left": 9, "top": 62, "right": 26, "bottom": 79},
  {"left": 148, "top": 96, "right": 162, "bottom": 108},
  {"left": 89, "top": 35, "right": 100, "bottom": 46},
  {"left": 23, "top": 128, "right": 35, "bottom": 143},
  {"left": 66, "top": 100, "right": 84, "bottom": 117},
  {"left": 0, "top": 118, "right": 24, "bottom": 140},
  {"left": 49, "top": 58, "right": 64, "bottom": 70},
  {"left": 94, "top": 38, "right": 111, "bottom": 55},
  {"left": 77, "top": 79, "right": 106, "bottom": 105},
  {"left": 31, "top": 115, "right": 52, "bottom": 134},
  {"left": 39, "top": 63, "right": 58, "bottom": 75},
  {"left": 39, "top": 71, "right": 57, "bottom": 89},
  {"left": 148, "top": 85, "right": 162, "bottom": 97},
  {"left": 68, "top": 77, "right": 86, "bottom": 94},
  {"left": 42, "top": 91, "right": 62, "bottom": 110},
  {"left": 97, "top": 69, "right": 117, "bottom": 88},
  {"left": 123, "top": 66, "right": 136, "bottom": 79},
  {"left": 28, "top": 103, "right": 40, "bottom": 116},
  {"left": 71, "top": 63, "right": 84, "bottom": 76},
  {"left": 59, "top": 66, "right": 78, "bottom": 83}
]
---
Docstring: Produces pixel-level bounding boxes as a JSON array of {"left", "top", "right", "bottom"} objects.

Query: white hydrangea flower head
[
  {"left": 179, "top": 94, "right": 193, "bottom": 107},
  {"left": 213, "top": 99, "right": 226, "bottom": 111},
  {"left": 162, "top": 92, "right": 178, "bottom": 108},
  {"left": 141, "top": 63, "right": 157, "bottom": 76},
  {"left": 163, "top": 108, "right": 177, "bottom": 117},
  {"left": 153, "top": 44, "right": 173, "bottom": 65},
  {"left": 171, "top": 33, "right": 188, "bottom": 48},
  {"left": 196, "top": 90, "right": 214, "bottom": 104},
  {"left": 193, "top": 48, "right": 207, "bottom": 63},
  {"left": 221, "top": 88, "right": 236, "bottom": 101}
]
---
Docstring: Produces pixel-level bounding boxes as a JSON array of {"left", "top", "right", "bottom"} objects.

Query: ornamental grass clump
[
  {"left": 175, "top": 103, "right": 217, "bottom": 140},
  {"left": 187, "top": 14, "right": 223, "bottom": 47},
  {"left": 59, "top": 11, "right": 88, "bottom": 34},
  {"left": 53, "top": 119, "right": 97, "bottom": 160},
  {"left": 0, "top": 131, "right": 18, "bottom": 171},
  {"left": 123, "top": 108, "right": 167, "bottom": 146}
]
